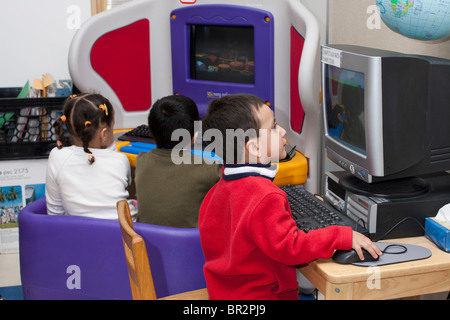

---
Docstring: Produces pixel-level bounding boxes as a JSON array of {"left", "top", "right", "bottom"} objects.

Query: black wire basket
[{"left": 0, "top": 89, "right": 66, "bottom": 160}]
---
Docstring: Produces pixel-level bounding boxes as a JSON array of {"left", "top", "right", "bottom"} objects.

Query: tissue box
[{"left": 425, "top": 217, "right": 450, "bottom": 252}]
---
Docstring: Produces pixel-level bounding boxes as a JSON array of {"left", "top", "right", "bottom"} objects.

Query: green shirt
[{"left": 135, "top": 148, "right": 221, "bottom": 228}]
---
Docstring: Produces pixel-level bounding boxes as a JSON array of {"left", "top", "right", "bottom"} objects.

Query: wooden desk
[{"left": 298, "top": 236, "right": 450, "bottom": 300}]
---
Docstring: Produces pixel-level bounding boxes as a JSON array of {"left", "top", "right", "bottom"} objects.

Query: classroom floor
[{"left": 0, "top": 252, "right": 23, "bottom": 300}]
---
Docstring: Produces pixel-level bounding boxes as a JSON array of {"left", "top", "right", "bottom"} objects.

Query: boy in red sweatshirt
[{"left": 199, "top": 94, "right": 381, "bottom": 300}]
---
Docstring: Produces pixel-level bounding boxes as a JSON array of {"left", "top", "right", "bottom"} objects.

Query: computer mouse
[{"left": 332, "top": 249, "right": 379, "bottom": 264}]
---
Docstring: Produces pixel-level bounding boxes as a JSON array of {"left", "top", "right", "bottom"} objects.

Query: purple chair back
[{"left": 18, "top": 196, "right": 206, "bottom": 300}]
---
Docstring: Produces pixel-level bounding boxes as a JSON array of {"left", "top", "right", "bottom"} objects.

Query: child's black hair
[
  {"left": 202, "top": 93, "right": 265, "bottom": 163},
  {"left": 53, "top": 93, "right": 115, "bottom": 164},
  {"left": 148, "top": 95, "right": 200, "bottom": 149}
]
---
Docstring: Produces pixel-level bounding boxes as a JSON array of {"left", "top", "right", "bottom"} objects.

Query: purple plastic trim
[{"left": 170, "top": 4, "right": 274, "bottom": 116}]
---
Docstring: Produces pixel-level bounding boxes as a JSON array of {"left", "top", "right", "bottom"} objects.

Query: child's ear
[
  {"left": 99, "top": 127, "right": 108, "bottom": 142},
  {"left": 246, "top": 138, "right": 260, "bottom": 160}
]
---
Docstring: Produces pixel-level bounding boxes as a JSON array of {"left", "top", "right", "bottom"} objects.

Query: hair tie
[
  {"left": 70, "top": 94, "right": 77, "bottom": 99},
  {"left": 88, "top": 153, "right": 95, "bottom": 164},
  {"left": 60, "top": 115, "right": 66, "bottom": 122},
  {"left": 84, "top": 121, "right": 92, "bottom": 127},
  {"left": 99, "top": 103, "right": 108, "bottom": 116}
]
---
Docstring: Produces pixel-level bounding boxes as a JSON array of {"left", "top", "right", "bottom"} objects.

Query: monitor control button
[{"left": 349, "top": 164, "right": 355, "bottom": 174}]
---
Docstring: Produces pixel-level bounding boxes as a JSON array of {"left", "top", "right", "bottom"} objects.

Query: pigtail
[
  {"left": 54, "top": 94, "right": 79, "bottom": 150},
  {"left": 53, "top": 115, "right": 66, "bottom": 149},
  {"left": 53, "top": 112, "right": 73, "bottom": 150},
  {"left": 81, "top": 120, "right": 96, "bottom": 164},
  {"left": 84, "top": 146, "right": 95, "bottom": 164}
]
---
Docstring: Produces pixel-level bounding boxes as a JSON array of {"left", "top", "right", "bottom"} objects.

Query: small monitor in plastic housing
[{"left": 171, "top": 4, "right": 274, "bottom": 116}]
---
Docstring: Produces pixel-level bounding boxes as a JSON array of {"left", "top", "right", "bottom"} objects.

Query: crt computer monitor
[{"left": 322, "top": 44, "right": 450, "bottom": 184}]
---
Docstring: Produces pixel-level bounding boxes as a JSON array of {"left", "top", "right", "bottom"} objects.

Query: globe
[{"left": 376, "top": 0, "right": 450, "bottom": 40}]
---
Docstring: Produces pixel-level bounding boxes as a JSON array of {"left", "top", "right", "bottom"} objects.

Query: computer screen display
[
  {"left": 324, "top": 65, "right": 366, "bottom": 155},
  {"left": 190, "top": 25, "right": 255, "bottom": 84}
]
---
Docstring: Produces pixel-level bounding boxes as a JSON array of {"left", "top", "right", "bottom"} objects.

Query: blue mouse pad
[{"left": 351, "top": 242, "right": 432, "bottom": 267}]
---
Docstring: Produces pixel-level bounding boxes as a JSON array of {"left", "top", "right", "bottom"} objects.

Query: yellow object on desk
[
  {"left": 115, "top": 140, "right": 308, "bottom": 187},
  {"left": 116, "top": 141, "right": 139, "bottom": 167},
  {"left": 273, "top": 151, "right": 308, "bottom": 186}
]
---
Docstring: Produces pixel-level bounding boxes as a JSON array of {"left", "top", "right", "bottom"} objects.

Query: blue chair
[{"left": 19, "top": 196, "right": 207, "bottom": 299}]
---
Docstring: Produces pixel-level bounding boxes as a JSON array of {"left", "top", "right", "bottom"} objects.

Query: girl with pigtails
[{"left": 45, "top": 93, "right": 137, "bottom": 220}]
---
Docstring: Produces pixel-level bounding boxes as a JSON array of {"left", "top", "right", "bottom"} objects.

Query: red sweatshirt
[{"left": 199, "top": 163, "right": 353, "bottom": 300}]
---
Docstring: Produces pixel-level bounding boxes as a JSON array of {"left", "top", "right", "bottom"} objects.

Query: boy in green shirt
[{"left": 135, "top": 95, "right": 221, "bottom": 228}]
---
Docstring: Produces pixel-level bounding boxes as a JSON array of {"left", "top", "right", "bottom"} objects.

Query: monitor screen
[
  {"left": 190, "top": 25, "right": 255, "bottom": 84},
  {"left": 324, "top": 65, "right": 366, "bottom": 155}
]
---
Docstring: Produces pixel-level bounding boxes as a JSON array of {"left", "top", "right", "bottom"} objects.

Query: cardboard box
[{"left": 425, "top": 217, "right": 450, "bottom": 252}]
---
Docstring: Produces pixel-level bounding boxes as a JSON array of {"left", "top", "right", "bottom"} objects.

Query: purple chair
[{"left": 18, "top": 196, "right": 206, "bottom": 300}]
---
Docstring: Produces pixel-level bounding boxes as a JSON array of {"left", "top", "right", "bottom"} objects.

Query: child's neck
[{"left": 72, "top": 136, "right": 106, "bottom": 149}]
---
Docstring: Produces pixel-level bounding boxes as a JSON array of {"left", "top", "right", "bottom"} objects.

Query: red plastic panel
[
  {"left": 290, "top": 26, "right": 305, "bottom": 134},
  {"left": 91, "top": 19, "right": 151, "bottom": 112}
]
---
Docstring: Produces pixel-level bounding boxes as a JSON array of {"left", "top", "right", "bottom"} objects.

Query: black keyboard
[
  {"left": 280, "top": 184, "right": 368, "bottom": 235},
  {"left": 118, "top": 124, "right": 155, "bottom": 143}
]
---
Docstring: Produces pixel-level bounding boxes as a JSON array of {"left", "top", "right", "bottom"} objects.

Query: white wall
[
  {"left": 0, "top": 0, "right": 328, "bottom": 91},
  {"left": 328, "top": 0, "right": 450, "bottom": 59},
  {"left": 0, "top": 0, "right": 91, "bottom": 88}
]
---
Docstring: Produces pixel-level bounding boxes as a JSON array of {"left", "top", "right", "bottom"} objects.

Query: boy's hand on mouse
[{"left": 351, "top": 231, "right": 382, "bottom": 261}]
